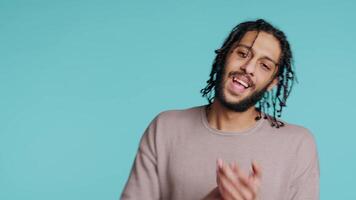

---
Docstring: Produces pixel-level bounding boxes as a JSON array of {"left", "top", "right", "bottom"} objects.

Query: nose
[{"left": 240, "top": 58, "right": 257, "bottom": 76}]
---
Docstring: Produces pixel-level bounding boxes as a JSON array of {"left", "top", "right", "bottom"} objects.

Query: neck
[{"left": 206, "top": 100, "right": 260, "bottom": 133}]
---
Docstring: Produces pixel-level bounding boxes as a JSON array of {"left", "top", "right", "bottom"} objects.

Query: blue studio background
[{"left": 1, "top": 0, "right": 355, "bottom": 199}]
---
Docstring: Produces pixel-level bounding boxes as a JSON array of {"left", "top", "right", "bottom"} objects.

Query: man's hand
[{"left": 216, "top": 159, "right": 262, "bottom": 200}]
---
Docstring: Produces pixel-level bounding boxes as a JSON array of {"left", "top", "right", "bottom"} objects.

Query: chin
[
  {"left": 224, "top": 89, "right": 250, "bottom": 102},
  {"left": 221, "top": 92, "right": 244, "bottom": 106}
]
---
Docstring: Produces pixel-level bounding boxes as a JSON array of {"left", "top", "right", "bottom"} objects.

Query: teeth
[
  {"left": 237, "top": 80, "right": 249, "bottom": 88},
  {"left": 233, "top": 77, "right": 249, "bottom": 88}
]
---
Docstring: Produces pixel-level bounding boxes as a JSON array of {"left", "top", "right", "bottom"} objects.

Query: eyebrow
[{"left": 236, "top": 44, "right": 279, "bottom": 65}]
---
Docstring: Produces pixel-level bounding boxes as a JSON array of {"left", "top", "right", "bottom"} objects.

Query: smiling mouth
[
  {"left": 232, "top": 76, "right": 249, "bottom": 88},
  {"left": 231, "top": 75, "right": 253, "bottom": 89}
]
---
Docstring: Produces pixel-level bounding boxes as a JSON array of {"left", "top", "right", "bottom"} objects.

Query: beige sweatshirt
[{"left": 120, "top": 105, "right": 319, "bottom": 200}]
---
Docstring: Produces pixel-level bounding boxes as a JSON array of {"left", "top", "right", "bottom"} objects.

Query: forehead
[{"left": 238, "top": 31, "right": 281, "bottom": 62}]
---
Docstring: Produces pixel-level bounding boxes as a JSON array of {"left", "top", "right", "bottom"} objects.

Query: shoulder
[
  {"left": 260, "top": 118, "right": 317, "bottom": 152},
  {"left": 282, "top": 122, "right": 315, "bottom": 140},
  {"left": 153, "top": 105, "right": 204, "bottom": 126},
  {"left": 273, "top": 121, "right": 318, "bottom": 153},
  {"left": 280, "top": 123, "right": 320, "bottom": 185},
  {"left": 263, "top": 118, "right": 315, "bottom": 139},
  {"left": 141, "top": 105, "right": 204, "bottom": 151},
  {"left": 143, "top": 105, "right": 204, "bottom": 139}
]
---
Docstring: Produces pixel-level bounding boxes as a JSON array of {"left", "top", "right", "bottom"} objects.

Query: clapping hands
[{"left": 216, "top": 158, "right": 262, "bottom": 200}]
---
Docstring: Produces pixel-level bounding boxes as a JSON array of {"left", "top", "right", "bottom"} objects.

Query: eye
[
  {"left": 237, "top": 50, "right": 248, "bottom": 58},
  {"left": 261, "top": 63, "right": 271, "bottom": 70}
]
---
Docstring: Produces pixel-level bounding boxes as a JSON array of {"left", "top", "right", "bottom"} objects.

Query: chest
[{"left": 164, "top": 135, "right": 295, "bottom": 200}]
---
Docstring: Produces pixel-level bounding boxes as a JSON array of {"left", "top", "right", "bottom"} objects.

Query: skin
[
  {"left": 216, "top": 159, "right": 262, "bottom": 200},
  {"left": 202, "top": 160, "right": 262, "bottom": 200},
  {"left": 204, "top": 31, "right": 282, "bottom": 200},
  {"left": 207, "top": 30, "right": 281, "bottom": 132}
]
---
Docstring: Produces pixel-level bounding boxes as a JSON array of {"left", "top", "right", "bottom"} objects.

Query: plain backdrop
[{"left": 1, "top": 0, "right": 356, "bottom": 199}]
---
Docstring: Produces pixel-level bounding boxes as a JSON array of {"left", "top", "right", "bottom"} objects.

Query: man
[{"left": 120, "top": 19, "right": 319, "bottom": 200}]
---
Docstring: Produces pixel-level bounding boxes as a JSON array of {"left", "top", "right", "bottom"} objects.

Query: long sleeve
[
  {"left": 288, "top": 131, "right": 320, "bottom": 200},
  {"left": 120, "top": 118, "right": 161, "bottom": 200}
]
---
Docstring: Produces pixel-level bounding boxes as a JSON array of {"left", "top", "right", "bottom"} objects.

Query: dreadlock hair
[{"left": 200, "top": 19, "right": 296, "bottom": 128}]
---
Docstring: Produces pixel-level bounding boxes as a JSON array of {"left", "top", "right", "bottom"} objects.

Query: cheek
[
  {"left": 254, "top": 72, "right": 275, "bottom": 89},
  {"left": 256, "top": 67, "right": 275, "bottom": 80},
  {"left": 224, "top": 56, "right": 246, "bottom": 71}
]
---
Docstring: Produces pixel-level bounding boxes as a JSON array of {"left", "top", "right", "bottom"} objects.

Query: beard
[{"left": 214, "top": 71, "right": 270, "bottom": 112}]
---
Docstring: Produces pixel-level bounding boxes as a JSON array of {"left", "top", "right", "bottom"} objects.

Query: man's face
[{"left": 215, "top": 31, "right": 281, "bottom": 112}]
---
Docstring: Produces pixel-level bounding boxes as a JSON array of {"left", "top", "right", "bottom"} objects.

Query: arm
[
  {"left": 288, "top": 132, "right": 320, "bottom": 200},
  {"left": 120, "top": 118, "right": 160, "bottom": 200}
]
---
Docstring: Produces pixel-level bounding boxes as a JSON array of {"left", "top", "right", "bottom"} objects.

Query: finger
[
  {"left": 231, "top": 161, "right": 251, "bottom": 188},
  {"left": 230, "top": 161, "right": 256, "bottom": 200},
  {"left": 217, "top": 172, "right": 233, "bottom": 200},
  {"left": 218, "top": 167, "right": 243, "bottom": 200},
  {"left": 249, "top": 160, "right": 263, "bottom": 195},
  {"left": 251, "top": 160, "right": 262, "bottom": 189},
  {"left": 220, "top": 160, "right": 258, "bottom": 200},
  {"left": 216, "top": 159, "right": 220, "bottom": 185},
  {"left": 219, "top": 160, "right": 245, "bottom": 200},
  {"left": 251, "top": 160, "right": 262, "bottom": 180},
  {"left": 216, "top": 159, "right": 228, "bottom": 199},
  {"left": 216, "top": 175, "right": 224, "bottom": 199},
  {"left": 220, "top": 161, "right": 239, "bottom": 184}
]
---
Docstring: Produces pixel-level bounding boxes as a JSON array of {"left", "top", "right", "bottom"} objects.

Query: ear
[{"left": 267, "top": 77, "right": 279, "bottom": 91}]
